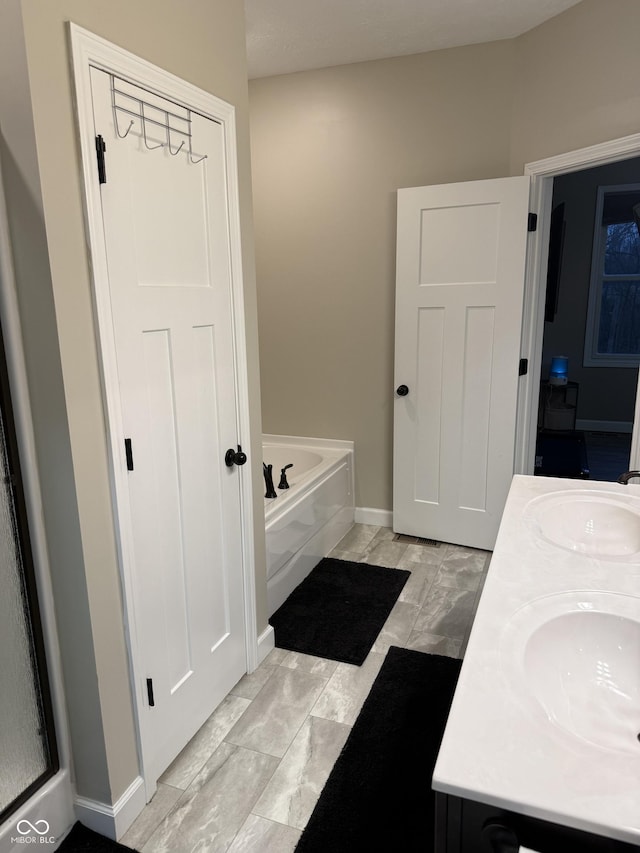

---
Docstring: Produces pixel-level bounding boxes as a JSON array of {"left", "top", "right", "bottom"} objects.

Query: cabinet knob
[{"left": 481, "top": 821, "right": 519, "bottom": 853}]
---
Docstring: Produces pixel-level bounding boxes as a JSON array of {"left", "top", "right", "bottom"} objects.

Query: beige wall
[
  {"left": 510, "top": 0, "right": 640, "bottom": 172},
  {"left": 250, "top": 0, "right": 640, "bottom": 512},
  {"left": 1, "top": 0, "right": 263, "bottom": 808},
  {"left": 250, "top": 42, "right": 515, "bottom": 510},
  {"left": 0, "top": 0, "right": 111, "bottom": 803}
]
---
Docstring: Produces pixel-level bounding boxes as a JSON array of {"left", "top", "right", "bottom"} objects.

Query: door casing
[
  {"left": 517, "top": 132, "right": 640, "bottom": 476},
  {"left": 70, "top": 24, "right": 259, "bottom": 795}
]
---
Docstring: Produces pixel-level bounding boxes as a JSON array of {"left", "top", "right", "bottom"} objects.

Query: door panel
[
  {"left": 90, "top": 68, "right": 246, "bottom": 782},
  {"left": 394, "top": 177, "right": 530, "bottom": 550},
  {"left": 415, "top": 307, "right": 444, "bottom": 504}
]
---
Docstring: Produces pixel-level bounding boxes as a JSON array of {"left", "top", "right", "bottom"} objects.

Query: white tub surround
[
  {"left": 263, "top": 435, "right": 355, "bottom": 616},
  {"left": 434, "top": 475, "right": 640, "bottom": 847}
]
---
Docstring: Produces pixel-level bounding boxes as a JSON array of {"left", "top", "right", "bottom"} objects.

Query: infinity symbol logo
[{"left": 16, "top": 820, "right": 50, "bottom": 836}]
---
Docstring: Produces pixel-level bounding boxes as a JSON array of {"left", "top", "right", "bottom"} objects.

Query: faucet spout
[
  {"left": 617, "top": 470, "right": 640, "bottom": 484},
  {"left": 263, "top": 463, "right": 277, "bottom": 498}
]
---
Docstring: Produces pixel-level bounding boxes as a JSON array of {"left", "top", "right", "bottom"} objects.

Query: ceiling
[{"left": 245, "top": 0, "right": 583, "bottom": 79}]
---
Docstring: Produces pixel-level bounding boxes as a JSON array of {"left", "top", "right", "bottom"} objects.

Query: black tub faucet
[
  {"left": 263, "top": 463, "right": 277, "bottom": 498},
  {"left": 617, "top": 470, "right": 640, "bottom": 484},
  {"left": 278, "top": 464, "right": 294, "bottom": 489}
]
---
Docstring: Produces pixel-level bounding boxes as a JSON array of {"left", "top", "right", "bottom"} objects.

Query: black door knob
[
  {"left": 396, "top": 384, "right": 409, "bottom": 396},
  {"left": 225, "top": 445, "right": 248, "bottom": 467}
]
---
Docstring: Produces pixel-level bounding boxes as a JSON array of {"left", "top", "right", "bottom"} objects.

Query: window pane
[
  {"left": 604, "top": 222, "right": 640, "bottom": 275},
  {"left": 598, "top": 279, "right": 640, "bottom": 354}
]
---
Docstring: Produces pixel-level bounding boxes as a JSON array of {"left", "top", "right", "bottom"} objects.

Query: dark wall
[{"left": 542, "top": 156, "right": 640, "bottom": 425}]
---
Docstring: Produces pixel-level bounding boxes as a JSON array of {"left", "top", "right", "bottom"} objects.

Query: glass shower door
[{"left": 0, "top": 322, "right": 58, "bottom": 823}]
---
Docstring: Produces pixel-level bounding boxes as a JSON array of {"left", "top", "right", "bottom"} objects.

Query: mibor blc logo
[{"left": 12, "top": 819, "right": 55, "bottom": 845}]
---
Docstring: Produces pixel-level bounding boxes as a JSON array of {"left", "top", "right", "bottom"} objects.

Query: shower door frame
[
  {"left": 0, "top": 320, "right": 59, "bottom": 818},
  {"left": 0, "top": 149, "right": 74, "bottom": 844}
]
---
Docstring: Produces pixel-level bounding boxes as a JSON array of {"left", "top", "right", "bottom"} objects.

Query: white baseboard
[
  {"left": 74, "top": 775, "right": 145, "bottom": 841},
  {"left": 257, "top": 625, "right": 275, "bottom": 665},
  {"left": 355, "top": 507, "right": 392, "bottom": 527},
  {"left": 576, "top": 418, "right": 633, "bottom": 433}
]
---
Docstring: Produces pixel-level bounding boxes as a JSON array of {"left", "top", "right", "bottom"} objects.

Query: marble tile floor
[{"left": 121, "top": 524, "right": 491, "bottom": 853}]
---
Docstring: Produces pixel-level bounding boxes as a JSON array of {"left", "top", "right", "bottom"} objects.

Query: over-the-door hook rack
[{"left": 110, "top": 74, "right": 208, "bottom": 165}]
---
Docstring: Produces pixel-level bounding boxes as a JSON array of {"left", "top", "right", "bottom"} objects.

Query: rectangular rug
[
  {"left": 57, "top": 823, "right": 137, "bottom": 851},
  {"left": 295, "top": 646, "right": 462, "bottom": 852},
  {"left": 269, "top": 558, "right": 410, "bottom": 665}
]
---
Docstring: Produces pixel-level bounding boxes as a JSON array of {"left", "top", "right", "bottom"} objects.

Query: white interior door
[
  {"left": 90, "top": 68, "right": 247, "bottom": 784},
  {"left": 394, "top": 176, "right": 530, "bottom": 550}
]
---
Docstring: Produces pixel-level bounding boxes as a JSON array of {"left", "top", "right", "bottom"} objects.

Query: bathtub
[{"left": 263, "top": 434, "right": 355, "bottom": 616}]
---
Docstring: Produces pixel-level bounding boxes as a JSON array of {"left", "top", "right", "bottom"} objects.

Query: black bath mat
[
  {"left": 57, "top": 823, "right": 137, "bottom": 851},
  {"left": 269, "top": 558, "right": 409, "bottom": 665},
  {"left": 296, "top": 647, "right": 461, "bottom": 853}
]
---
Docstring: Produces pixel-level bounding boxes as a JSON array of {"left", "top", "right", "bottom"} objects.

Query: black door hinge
[
  {"left": 519, "top": 358, "right": 528, "bottom": 376},
  {"left": 146, "top": 678, "right": 155, "bottom": 707},
  {"left": 95, "top": 135, "right": 107, "bottom": 184},
  {"left": 124, "top": 438, "right": 134, "bottom": 471},
  {"left": 527, "top": 212, "right": 537, "bottom": 232}
]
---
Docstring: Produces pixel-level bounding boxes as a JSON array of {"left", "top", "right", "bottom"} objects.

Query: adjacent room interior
[{"left": 536, "top": 156, "right": 640, "bottom": 482}]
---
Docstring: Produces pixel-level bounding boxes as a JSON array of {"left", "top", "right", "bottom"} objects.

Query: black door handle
[
  {"left": 396, "top": 384, "right": 409, "bottom": 396},
  {"left": 225, "top": 445, "right": 247, "bottom": 467}
]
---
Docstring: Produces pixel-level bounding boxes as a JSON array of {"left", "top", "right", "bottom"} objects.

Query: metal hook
[
  {"left": 187, "top": 109, "right": 207, "bottom": 164},
  {"left": 141, "top": 103, "right": 163, "bottom": 151},
  {"left": 189, "top": 151, "right": 207, "bottom": 164},
  {"left": 167, "top": 130, "right": 184, "bottom": 156},
  {"left": 168, "top": 139, "right": 185, "bottom": 156},
  {"left": 165, "top": 111, "right": 185, "bottom": 155},
  {"left": 111, "top": 74, "right": 134, "bottom": 139},
  {"left": 116, "top": 117, "right": 134, "bottom": 139}
]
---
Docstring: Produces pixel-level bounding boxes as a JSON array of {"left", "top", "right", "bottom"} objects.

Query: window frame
[{"left": 584, "top": 182, "right": 640, "bottom": 368}]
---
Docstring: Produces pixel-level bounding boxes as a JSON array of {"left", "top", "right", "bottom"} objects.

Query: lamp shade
[{"left": 549, "top": 356, "right": 568, "bottom": 386}]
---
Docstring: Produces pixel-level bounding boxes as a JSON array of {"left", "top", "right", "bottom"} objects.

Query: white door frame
[
  {"left": 0, "top": 136, "right": 75, "bottom": 844},
  {"left": 516, "top": 131, "right": 640, "bottom": 476},
  {"left": 69, "top": 24, "right": 259, "bottom": 791}
]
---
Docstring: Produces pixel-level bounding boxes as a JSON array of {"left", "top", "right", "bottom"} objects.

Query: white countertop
[{"left": 432, "top": 474, "right": 640, "bottom": 846}]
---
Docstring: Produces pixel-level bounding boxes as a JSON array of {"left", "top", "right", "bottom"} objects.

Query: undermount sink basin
[
  {"left": 503, "top": 592, "right": 640, "bottom": 753},
  {"left": 524, "top": 490, "right": 640, "bottom": 558}
]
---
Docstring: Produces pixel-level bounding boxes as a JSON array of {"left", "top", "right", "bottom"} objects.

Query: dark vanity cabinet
[{"left": 435, "top": 792, "right": 640, "bottom": 853}]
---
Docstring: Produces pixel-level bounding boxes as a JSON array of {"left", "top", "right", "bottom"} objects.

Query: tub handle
[
  {"left": 225, "top": 445, "right": 247, "bottom": 467},
  {"left": 278, "top": 464, "right": 294, "bottom": 490}
]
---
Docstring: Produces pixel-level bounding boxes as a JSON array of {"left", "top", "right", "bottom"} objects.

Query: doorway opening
[
  {"left": 534, "top": 157, "right": 640, "bottom": 483},
  {"left": 516, "top": 132, "right": 640, "bottom": 481}
]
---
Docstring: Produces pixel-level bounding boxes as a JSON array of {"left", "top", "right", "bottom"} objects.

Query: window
[{"left": 584, "top": 184, "right": 640, "bottom": 367}]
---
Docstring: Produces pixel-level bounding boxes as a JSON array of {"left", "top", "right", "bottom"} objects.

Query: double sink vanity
[{"left": 433, "top": 475, "right": 640, "bottom": 852}]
